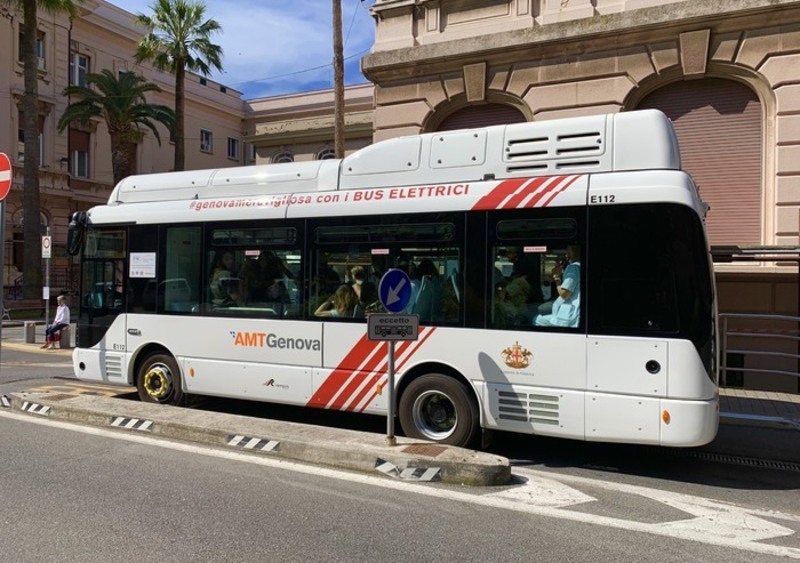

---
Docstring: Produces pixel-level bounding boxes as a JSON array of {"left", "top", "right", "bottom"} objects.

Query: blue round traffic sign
[{"left": 378, "top": 269, "right": 412, "bottom": 313}]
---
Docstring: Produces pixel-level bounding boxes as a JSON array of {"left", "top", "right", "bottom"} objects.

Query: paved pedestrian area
[{"left": 720, "top": 387, "right": 800, "bottom": 428}]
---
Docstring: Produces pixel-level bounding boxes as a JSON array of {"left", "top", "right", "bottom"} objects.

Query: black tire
[
  {"left": 136, "top": 352, "right": 187, "bottom": 407},
  {"left": 398, "top": 374, "right": 479, "bottom": 447}
]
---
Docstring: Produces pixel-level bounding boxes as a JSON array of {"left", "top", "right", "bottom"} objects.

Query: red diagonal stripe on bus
[
  {"left": 341, "top": 337, "right": 419, "bottom": 412},
  {"left": 471, "top": 178, "right": 528, "bottom": 210},
  {"left": 307, "top": 334, "right": 379, "bottom": 407},
  {"left": 355, "top": 326, "right": 437, "bottom": 413},
  {"left": 526, "top": 175, "right": 580, "bottom": 208},
  {"left": 497, "top": 176, "right": 554, "bottom": 209},
  {"left": 329, "top": 339, "right": 400, "bottom": 410}
]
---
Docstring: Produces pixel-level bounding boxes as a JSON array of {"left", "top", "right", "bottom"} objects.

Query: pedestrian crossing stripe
[
  {"left": 374, "top": 459, "right": 441, "bottom": 482},
  {"left": 21, "top": 401, "right": 50, "bottom": 416},
  {"left": 110, "top": 417, "right": 153, "bottom": 431},
  {"left": 225, "top": 434, "right": 280, "bottom": 452},
  {"left": 0, "top": 395, "right": 9, "bottom": 408}
]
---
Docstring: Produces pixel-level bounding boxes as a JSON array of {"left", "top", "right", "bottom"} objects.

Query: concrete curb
[{"left": 4, "top": 392, "right": 511, "bottom": 486}]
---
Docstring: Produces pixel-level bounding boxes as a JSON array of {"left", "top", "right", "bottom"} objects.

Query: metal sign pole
[
  {"left": 0, "top": 201, "right": 5, "bottom": 357},
  {"left": 386, "top": 340, "right": 396, "bottom": 446},
  {"left": 44, "top": 228, "right": 50, "bottom": 331}
]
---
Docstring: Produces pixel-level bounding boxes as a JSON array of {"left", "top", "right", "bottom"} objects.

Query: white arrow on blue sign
[{"left": 378, "top": 269, "right": 413, "bottom": 314}]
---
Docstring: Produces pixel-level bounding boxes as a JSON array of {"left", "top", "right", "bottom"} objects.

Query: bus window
[
  {"left": 489, "top": 214, "right": 583, "bottom": 330},
  {"left": 588, "top": 203, "right": 713, "bottom": 350},
  {"left": 162, "top": 227, "right": 201, "bottom": 313},
  {"left": 312, "top": 217, "right": 464, "bottom": 323},
  {"left": 207, "top": 226, "right": 301, "bottom": 319}
]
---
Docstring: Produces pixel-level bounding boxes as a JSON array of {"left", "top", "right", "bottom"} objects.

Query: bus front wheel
[
  {"left": 398, "top": 374, "right": 479, "bottom": 448},
  {"left": 136, "top": 352, "right": 186, "bottom": 407}
]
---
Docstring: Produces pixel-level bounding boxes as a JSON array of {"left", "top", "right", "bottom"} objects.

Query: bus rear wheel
[
  {"left": 399, "top": 374, "right": 479, "bottom": 448},
  {"left": 136, "top": 352, "right": 186, "bottom": 407}
]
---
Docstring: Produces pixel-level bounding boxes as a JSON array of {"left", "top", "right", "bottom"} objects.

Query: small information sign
[{"left": 368, "top": 313, "right": 419, "bottom": 341}]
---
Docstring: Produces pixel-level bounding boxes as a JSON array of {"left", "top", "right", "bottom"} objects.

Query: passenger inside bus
[
  {"left": 349, "top": 266, "right": 378, "bottom": 312},
  {"left": 210, "top": 251, "right": 235, "bottom": 305},
  {"left": 314, "top": 283, "right": 359, "bottom": 318},
  {"left": 533, "top": 244, "right": 581, "bottom": 328}
]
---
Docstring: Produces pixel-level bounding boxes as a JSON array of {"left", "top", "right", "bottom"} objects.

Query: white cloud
[{"left": 109, "top": 0, "right": 375, "bottom": 99}]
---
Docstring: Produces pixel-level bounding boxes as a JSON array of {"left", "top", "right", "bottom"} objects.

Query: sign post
[
  {"left": 372, "top": 269, "right": 419, "bottom": 446},
  {"left": 0, "top": 152, "right": 13, "bottom": 358},
  {"left": 43, "top": 230, "right": 51, "bottom": 329}
]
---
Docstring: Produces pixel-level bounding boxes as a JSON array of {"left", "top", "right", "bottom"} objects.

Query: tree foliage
[
  {"left": 58, "top": 70, "right": 176, "bottom": 185},
  {"left": 134, "top": 0, "right": 223, "bottom": 171}
]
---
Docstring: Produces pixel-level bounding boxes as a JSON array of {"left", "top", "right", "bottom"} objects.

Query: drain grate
[
  {"left": 42, "top": 394, "right": 78, "bottom": 402},
  {"left": 402, "top": 444, "right": 447, "bottom": 457},
  {"left": 671, "top": 449, "right": 800, "bottom": 473}
]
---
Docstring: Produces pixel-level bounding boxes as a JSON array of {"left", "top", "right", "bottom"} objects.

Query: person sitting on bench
[{"left": 42, "top": 294, "right": 70, "bottom": 349}]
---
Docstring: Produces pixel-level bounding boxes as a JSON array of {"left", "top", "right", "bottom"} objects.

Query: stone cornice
[{"left": 363, "top": 0, "right": 800, "bottom": 81}]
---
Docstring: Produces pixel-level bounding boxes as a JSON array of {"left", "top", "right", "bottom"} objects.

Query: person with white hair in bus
[{"left": 534, "top": 244, "right": 581, "bottom": 328}]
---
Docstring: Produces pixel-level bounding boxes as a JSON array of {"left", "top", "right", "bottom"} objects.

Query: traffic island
[{"left": 5, "top": 392, "right": 511, "bottom": 486}]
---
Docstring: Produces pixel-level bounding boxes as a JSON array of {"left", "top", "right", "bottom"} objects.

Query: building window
[
  {"left": 199, "top": 77, "right": 207, "bottom": 86},
  {"left": 69, "top": 53, "right": 89, "bottom": 87},
  {"left": 246, "top": 143, "right": 257, "bottom": 163},
  {"left": 69, "top": 129, "right": 90, "bottom": 178},
  {"left": 318, "top": 148, "right": 336, "bottom": 160},
  {"left": 200, "top": 129, "right": 213, "bottom": 153},
  {"left": 72, "top": 150, "right": 89, "bottom": 178},
  {"left": 273, "top": 151, "right": 293, "bottom": 163},
  {"left": 18, "top": 31, "right": 46, "bottom": 70},
  {"left": 17, "top": 111, "right": 44, "bottom": 164},
  {"left": 227, "top": 137, "right": 240, "bottom": 161}
]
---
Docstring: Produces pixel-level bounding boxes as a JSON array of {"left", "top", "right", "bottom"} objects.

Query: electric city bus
[{"left": 68, "top": 109, "right": 718, "bottom": 448}]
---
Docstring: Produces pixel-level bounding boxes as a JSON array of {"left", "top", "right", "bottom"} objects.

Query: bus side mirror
[{"left": 67, "top": 211, "right": 88, "bottom": 256}]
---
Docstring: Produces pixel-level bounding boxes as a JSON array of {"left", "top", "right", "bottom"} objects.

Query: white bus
[{"left": 68, "top": 109, "right": 718, "bottom": 448}]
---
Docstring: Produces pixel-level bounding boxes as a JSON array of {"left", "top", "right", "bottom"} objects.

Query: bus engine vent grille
[
  {"left": 497, "top": 391, "right": 559, "bottom": 425},
  {"left": 104, "top": 355, "right": 124, "bottom": 379},
  {"left": 504, "top": 130, "right": 603, "bottom": 172}
]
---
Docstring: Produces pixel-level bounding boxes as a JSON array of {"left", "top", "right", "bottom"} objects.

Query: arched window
[
  {"left": 436, "top": 104, "right": 526, "bottom": 131},
  {"left": 273, "top": 151, "right": 294, "bottom": 163},
  {"left": 317, "top": 148, "right": 336, "bottom": 160},
  {"left": 639, "top": 78, "right": 762, "bottom": 246}
]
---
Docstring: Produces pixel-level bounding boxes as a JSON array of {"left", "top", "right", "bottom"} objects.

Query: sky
[{"left": 110, "top": 0, "right": 377, "bottom": 100}]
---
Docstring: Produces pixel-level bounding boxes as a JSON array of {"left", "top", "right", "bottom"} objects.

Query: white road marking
[{"left": 2, "top": 409, "right": 798, "bottom": 559}]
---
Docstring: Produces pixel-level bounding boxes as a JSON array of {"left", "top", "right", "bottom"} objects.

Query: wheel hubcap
[
  {"left": 143, "top": 364, "right": 172, "bottom": 400},
  {"left": 412, "top": 390, "right": 457, "bottom": 441}
]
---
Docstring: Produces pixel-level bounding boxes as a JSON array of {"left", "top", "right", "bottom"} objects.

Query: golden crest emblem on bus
[{"left": 502, "top": 341, "right": 532, "bottom": 369}]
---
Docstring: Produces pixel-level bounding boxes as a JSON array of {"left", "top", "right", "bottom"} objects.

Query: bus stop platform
[{"left": 1, "top": 391, "right": 511, "bottom": 486}]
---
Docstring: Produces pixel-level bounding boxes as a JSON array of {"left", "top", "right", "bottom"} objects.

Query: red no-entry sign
[{"left": 0, "top": 152, "right": 12, "bottom": 202}]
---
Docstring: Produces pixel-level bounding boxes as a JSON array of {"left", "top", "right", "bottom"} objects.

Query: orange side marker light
[{"left": 662, "top": 409, "right": 671, "bottom": 424}]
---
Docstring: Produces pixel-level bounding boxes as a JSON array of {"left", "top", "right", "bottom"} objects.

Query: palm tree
[
  {"left": 57, "top": 70, "right": 176, "bottom": 185},
  {"left": 133, "top": 0, "right": 222, "bottom": 172},
  {"left": 16, "top": 0, "right": 81, "bottom": 298}
]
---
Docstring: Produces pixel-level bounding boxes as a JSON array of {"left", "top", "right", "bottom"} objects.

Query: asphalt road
[{"left": 2, "top": 412, "right": 798, "bottom": 562}]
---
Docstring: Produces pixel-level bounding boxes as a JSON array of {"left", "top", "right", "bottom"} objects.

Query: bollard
[
  {"left": 58, "top": 326, "right": 72, "bottom": 350},
  {"left": 24, "top": 321, "right": 36, "bottom": 344}
]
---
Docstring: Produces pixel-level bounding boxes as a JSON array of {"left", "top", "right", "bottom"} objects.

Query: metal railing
[{"left": 720, "top": 312, "right": 800, "bottom": 393}]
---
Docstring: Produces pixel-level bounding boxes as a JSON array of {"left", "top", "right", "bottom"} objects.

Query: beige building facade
[
  {"left": 0, "top": 0, "right": 246, "bottom": 290},
  {"left": 360, "top": 0, "right": 800, "bottom": 390}
]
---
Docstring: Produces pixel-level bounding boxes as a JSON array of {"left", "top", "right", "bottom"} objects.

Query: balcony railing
[{"left": 720, "top": 313, "right": 800, "bottom": 394}]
